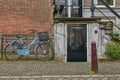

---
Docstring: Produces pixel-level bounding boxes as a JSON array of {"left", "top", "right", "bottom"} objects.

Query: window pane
[
  {"left": 72, "top": 0, "right": 79, "bottom": 6},
  {"left": 61, "top": 7, "right": 68, "bottom": 17},
  {"left": 97, "top": 0, "right": 113, "bottom": 5},
  {"left": 57, "top": 0, "right": 66, "bottom": 5},
  {"left": 72, "top": 0, "right": 82, "bottom": 17},
  {"left": 55, "top": 0, "right": 82, "bottom": 17},
  {"left": 106, "top": 0, "right": 113, "bottom": 5},
  {"left": 71, "top": 8, "right": 79, "bottom": 17}
]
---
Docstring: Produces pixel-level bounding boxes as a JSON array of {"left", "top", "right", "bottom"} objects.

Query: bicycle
[{"left": 3, "top": 30, "right": 53, "bottom": 61}]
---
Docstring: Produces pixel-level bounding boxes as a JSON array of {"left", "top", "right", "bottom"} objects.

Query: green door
[{"left": 67, "top": 24, "right": 87, "bottom": 62}]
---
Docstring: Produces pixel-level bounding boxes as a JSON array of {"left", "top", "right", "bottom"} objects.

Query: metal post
[
  {"left": 56, "top": 0, "right": 61, "bottom": 17},
  {"left": 91, "top": 41, "right": 98, "bottom": 73},
  {"left": 1, "top": 35, "right": 3, "bottom": 59},
  {"left": 91, "top": 0, "right": 95, "bottom": 17}
]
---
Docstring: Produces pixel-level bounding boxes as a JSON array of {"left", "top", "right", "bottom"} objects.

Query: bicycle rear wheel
[
  {"left": 4, "top": 41, "right": 22, "bottom": 61},
  {"left": 35, "top": 42, "right": 53, "bottom": 61}
]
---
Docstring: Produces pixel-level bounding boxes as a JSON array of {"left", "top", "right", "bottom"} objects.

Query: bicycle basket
[{"left": 38, "top": 32, "right": 49, "bottom": 41}]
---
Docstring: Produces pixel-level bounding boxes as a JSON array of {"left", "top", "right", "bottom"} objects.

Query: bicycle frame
[{"left": 23, "top": 37, "right": 39, "bottom": 49}]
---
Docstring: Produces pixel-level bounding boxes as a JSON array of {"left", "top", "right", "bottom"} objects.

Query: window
[
  {"left": 55, "top": 0, "right": 82, "bottom": 17},
  {"left": 71, "top": 0, "right": 82, "bottom": 17},
  {"left": 94, "top": 0, "right": 115, "bottom": 7},
  {"left": 56, "top": 0, "right": 66, "bottom": 5}
]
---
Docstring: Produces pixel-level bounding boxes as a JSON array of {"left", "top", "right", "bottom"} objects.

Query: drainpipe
[{"left": 91, "top": 0, "right": 95, "bottom": 17}]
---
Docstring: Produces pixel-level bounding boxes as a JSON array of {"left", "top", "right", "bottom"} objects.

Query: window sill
[{"left": 95, "top": 5, "right": 115, "bottom": 8}]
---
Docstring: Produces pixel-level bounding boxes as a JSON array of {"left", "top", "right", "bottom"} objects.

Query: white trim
[
  {"left": 94, "top": 0, "right": 116, "bottom": 7},
  {"left": 68, "top": 0, "right": 71, "bottom": 17}
]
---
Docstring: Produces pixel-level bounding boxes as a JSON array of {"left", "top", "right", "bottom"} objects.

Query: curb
[{"left": 0, "top": 75, "right": 120, "bottom": 78}]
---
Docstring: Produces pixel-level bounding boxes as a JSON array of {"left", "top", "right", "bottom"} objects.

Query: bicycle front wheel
[
  {"left": 4, "top": 41, "right": 22, "bottom": 61},
  {"left": 35, "top": 42, "right": 53, "bottom": 61}
]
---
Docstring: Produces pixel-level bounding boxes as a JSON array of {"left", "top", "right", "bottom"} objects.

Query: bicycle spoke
[
  {"left": 4, "top": 42, "right": 22, "bottom": 61},
  {"left": 36, "top": 43, "right": 53, "bottom": 61}
]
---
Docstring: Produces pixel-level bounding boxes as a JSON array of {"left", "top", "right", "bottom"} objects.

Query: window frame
[
  {"left": 94, "top": 0, "right": 116, "bottom": 7},
  {"left": 71, "top": 0, "right": 82, "bottom": 17},
  {"left": 55, "top": 0, "right": 83, "bottom": 17},
  {"left": 66, "top": 0, "right": 83, "bottom": 17}
]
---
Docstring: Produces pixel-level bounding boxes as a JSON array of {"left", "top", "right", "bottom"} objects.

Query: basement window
[{"left": 94, "top": 0, "right": 115, "bottom": 7}]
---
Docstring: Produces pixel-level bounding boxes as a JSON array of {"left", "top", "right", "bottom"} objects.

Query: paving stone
[
  {"left": 0, "top": 61, "right": 119, "bottom": 80},
  {"left": 101, "top": 77, "right": 109, "bottom": 80},
  {"left": 92, "top": 78, "right": 100, "bottom": 80},
  {"left": 71, "top": 78, "right": 83, "bottom": 80},
  {"left": 116, "top": 77, "right": 120, "bottom": 80},
  {"left": 86, "top": 78, "right": 95, "bottom": 80},
  {"left": 13, "top": 79, "right": 20, "bottom": 80}
]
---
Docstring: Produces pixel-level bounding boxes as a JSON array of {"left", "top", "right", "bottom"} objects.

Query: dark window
[
  {"left": 97, "top": 0, "right": 114, "bottom": 5},
  {"left": 56, "top": 0, "right": 82, "bottom": 17},
  {"left": 71, "top": 0, "right": 82, "bottom": 17},
  {"left": 72, "top": 0, "right": 79, "bottom": 6}
]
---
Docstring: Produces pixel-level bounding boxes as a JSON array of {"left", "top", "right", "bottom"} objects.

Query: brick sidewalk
[
  {"left": 0, "top": 61, "right": 120, "bottom": 75},
  {"left": 0, "top": 61, "right": 120, "bottom": 79}
]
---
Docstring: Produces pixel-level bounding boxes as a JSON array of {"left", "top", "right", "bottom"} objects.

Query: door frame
[{"left": 66, "top": 23, "right": 87, "bottom": 62}]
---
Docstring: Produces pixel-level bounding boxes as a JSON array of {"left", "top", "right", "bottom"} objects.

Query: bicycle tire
[
  {"left": 4, "top": 41, "right": 22, "bottom": 61},
  {"left": 35, "top": 42, "right": 54, "bottom": 61}
]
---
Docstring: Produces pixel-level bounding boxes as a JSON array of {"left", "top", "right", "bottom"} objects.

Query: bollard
[
  {"left": 91, "top": 41, "right": 98, "bottom": 73},
  {"left": 1, "top": 36, "right": 3, "bottom": 59}
]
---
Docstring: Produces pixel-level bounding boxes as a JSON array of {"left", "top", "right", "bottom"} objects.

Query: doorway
[{"left": 67, "top": 24, "right": 87, "bottom": 62}]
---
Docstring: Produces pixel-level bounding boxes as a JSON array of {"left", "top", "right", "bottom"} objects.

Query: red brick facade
[
  {"left": 84, "top": 0, "right": 91, "bottom": 6},
  {"left": 0, "top": 0, "right": 52, "bottom": 35},
  {"left": 115, "top": 0, "right": 120, "bottom": 7},
  {"left": 0, "top": 0, "right": 119, "bottom": 35}
]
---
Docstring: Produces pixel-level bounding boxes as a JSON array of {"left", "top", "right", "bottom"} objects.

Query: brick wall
[
  {"left": 0, "top": 0, "right": 52, "bottom": 35},
  {"left": 84, "top": 0, "right": 91, "bottom": 6},
  {"left": 116, "top": 0, "right": 120, "bottom": 7}
]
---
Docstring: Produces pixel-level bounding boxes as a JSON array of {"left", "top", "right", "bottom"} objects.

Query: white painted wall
[
  {"left": 87, "top": 23, "right": 101, "bottom": 62},
  {"left": 54, "top": 21, "right": 114, "bottom": 62},
  {"left": 54, "top": 23, "right": 67, "bottom": 61}
]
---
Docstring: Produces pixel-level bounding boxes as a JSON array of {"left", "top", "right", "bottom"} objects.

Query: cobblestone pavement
[{"left": 0, "top": 61, "right": 119, "bottom": 80}]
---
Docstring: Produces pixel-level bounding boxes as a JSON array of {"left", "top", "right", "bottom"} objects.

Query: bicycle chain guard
[{"left": 17, "top": 49, "right": 30, "bottom": 56}]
